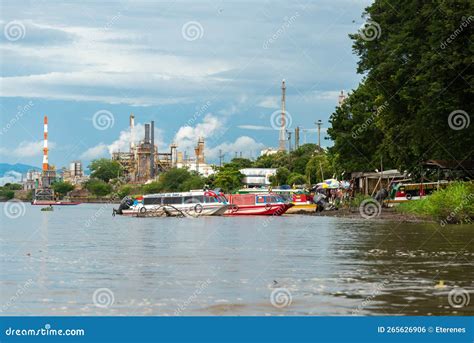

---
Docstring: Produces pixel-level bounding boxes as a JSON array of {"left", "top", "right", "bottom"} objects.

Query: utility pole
[
  {"left": 287, "top": 131, "right": 292, "bottom": 152},
  {"left": 294, "top": 126, "right": 300, "bottom": 149},
  {"left": 219, "top": 149, "right": 224, "bottom": 167},
  {"left": 316, "top": 120, "right": 322, "bottom": 148}
]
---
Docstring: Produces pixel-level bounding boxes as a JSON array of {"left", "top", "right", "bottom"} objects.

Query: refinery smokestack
[
  {"left": 130, "top": 113, "right": 135, "bottom": 152},
  {"left": 144, "top": 123, "right": 150, "bottom": 143},
  {"left": 43, "top": 115, "right": 49, "bottom": 171},
  {"left": 278, "top": 79, "right": 287, "bottom": 151},
  {"left": 150, "top": 120, "right": 155, "bottom": 178}
]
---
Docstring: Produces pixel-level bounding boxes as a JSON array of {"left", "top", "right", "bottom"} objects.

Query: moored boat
[
  {"left": 113, "top": 190, "right": 229, "bottom": 217},
  {"left": 224, "top": 193, "right": 293, "bottom": 216},
  {"left": 32, "top": 200, "right": 80, "bottom": 206}
]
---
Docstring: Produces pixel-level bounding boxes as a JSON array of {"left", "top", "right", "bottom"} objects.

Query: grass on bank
[{"left": 396, "top": 182, "right": 474, "bottom": 224}]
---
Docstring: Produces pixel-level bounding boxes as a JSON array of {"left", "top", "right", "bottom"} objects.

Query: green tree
[
  {"left": 333, "top": 1, "right": 474, "bottom": 173},
  {"left": 272, "top": 167, "right": 290, "bottom": 186},
  {"left": 85, "top": 178, "right": 112, "bottom": 196},
  {"left": 287, "top": 172, "right": 307, "bottom": 186},
  {"left": 89, "top": 159, "right": 122, "bottom": 183},
  {"left": 306, "top": 154, "right": 332, "bottom": 184},
  {"left": 52, "top": 181, "right": 74, "bottom": 197},
  {"left": 117, "top": 185, "right": 132, "bottom": 199},
  {"left": 3, "top": 183, "right": 22, "bottom": 190},
  {"left": 213, "top": 169, "right": 243, "bottom": 192}
]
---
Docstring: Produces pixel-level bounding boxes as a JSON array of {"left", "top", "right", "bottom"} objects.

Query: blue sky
[{"left": 0, "top": 0, "right": 371, "bottom": 171}]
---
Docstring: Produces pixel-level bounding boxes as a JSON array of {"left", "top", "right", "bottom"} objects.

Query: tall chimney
[
  {"left": 278, "top": 79, "right": 287, "bottom": 151},
  {"left": 42, "top": 115, "right": 49, "bottom": 171},
  {"left": 130, "top": 113, "right": 135, "bottom": 152},
  {"left": 150, "top": 120, "right": 155, "bottom": 178},
  {"left": 144, "top": 123, "right": 150, "bottom": 143}
]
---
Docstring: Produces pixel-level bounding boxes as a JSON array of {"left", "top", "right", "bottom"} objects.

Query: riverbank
[{"left": 290, "top": 207, "right": 435, "bottom": 223}]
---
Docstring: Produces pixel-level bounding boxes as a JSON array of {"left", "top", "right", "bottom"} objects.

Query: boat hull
[
  {"left": 120, "top": 203, "right": 229, "bottom": 217},
  {"left": 224, "top": 203, "right": 293, "bottom": 216},
  {"left": 32, "top": 201, "right": 80, "bottom": 206}
]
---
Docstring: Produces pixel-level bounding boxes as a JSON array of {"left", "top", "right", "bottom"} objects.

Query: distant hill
[{"left": 0, "top": 163, "right": 40, "bottom": 176}]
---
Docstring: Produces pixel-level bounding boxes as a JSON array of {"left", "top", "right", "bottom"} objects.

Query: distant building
[
  {"left": 62, "top": 160, "right": 87, "bottom": 185},
  {"left": 23, "top": 170, "right": 42, "bottom": 190},
  {"left": 240, "top": 168, "right": 277, "bottom": 187},
  {"left": 260, "top": 148, "right": 279, "bottom": 156}
]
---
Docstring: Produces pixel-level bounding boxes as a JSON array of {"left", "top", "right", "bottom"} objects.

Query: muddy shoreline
[{"left": 289, "top": 207, "right": 435, "bottom": 223}]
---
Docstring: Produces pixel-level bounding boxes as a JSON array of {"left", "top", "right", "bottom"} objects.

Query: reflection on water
[{"left": 0, "top": 203, "right": 473, "bottom": 316}]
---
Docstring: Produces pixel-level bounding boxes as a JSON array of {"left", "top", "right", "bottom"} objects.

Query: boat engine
[{"left": 113, "top": 196, "right": 134, "bottom": 216}]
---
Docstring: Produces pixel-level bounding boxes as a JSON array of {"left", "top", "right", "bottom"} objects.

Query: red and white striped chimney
[{"left": 43, "top": 115, "right": 49, "bottom": 171}]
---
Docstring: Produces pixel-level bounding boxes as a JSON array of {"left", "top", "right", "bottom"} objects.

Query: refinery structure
[{"left": 111, "top": 115, "right": 214, "bottom": 183}]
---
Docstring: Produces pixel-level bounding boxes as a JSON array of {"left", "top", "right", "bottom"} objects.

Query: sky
[{"left": 0, "top": 0, "right": 372, "bottom": 174}]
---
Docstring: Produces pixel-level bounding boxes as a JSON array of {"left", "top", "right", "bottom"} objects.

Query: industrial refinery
[{"left": 111, "top": 114, "right": 214, "bottom": 183}]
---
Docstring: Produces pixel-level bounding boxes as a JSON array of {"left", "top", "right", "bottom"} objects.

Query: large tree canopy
[{"left": 328, "top": 1, "right": 473, "bottom": 174}]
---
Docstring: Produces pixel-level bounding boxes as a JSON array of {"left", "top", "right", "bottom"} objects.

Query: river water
[{"left": 1, "top": 203, "right": 472, "bottom": 316}]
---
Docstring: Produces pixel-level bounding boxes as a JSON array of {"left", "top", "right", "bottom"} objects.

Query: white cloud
[
  {"left": 206, "top": 136, "right": 265, "bottom": 159},
  {"left": 0, "top": 171, "right": 23, "bottom": 186},
  {"left": 237, "top": 125, "right": 273, "bottom": 131},
  {"left": 257, "top": 96, "right": 279, "bottom": 109},
  {"left": 0, "top": 140, "right": 55, "bottom": 157},
  {"left": 79, "top": 143, "right": 108, "bottom": 160},
  {"left": 173, "top": 114, "right": 224, "bottom": 153}
]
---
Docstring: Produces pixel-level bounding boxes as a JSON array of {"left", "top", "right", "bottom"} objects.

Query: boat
[
  {"left": 224, "top": 193, "right": 293, "bottom": 216},
  {"left": 385, "top": 180, "right": 449, "bottom": 205},
  {"left": 235, "top": 188, "right": 316, "bottom": 213},
  {"left": 113, "top": 190, "right": 229, "bottom": 217},
  {"left": 32, "top": 200, "right": 80, "bottom": 206}
]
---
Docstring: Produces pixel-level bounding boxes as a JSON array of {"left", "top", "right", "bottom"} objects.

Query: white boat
[{"left": 113, "top": 190, "right": 229, "bottom": 217}]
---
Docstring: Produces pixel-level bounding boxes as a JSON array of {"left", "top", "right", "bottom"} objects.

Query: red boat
[
  {"left": 31, "top": 200, "right": 80, "bottom": 206},
  {"left": 224, "top": 193, "right": 293, "bottom": 216}
]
